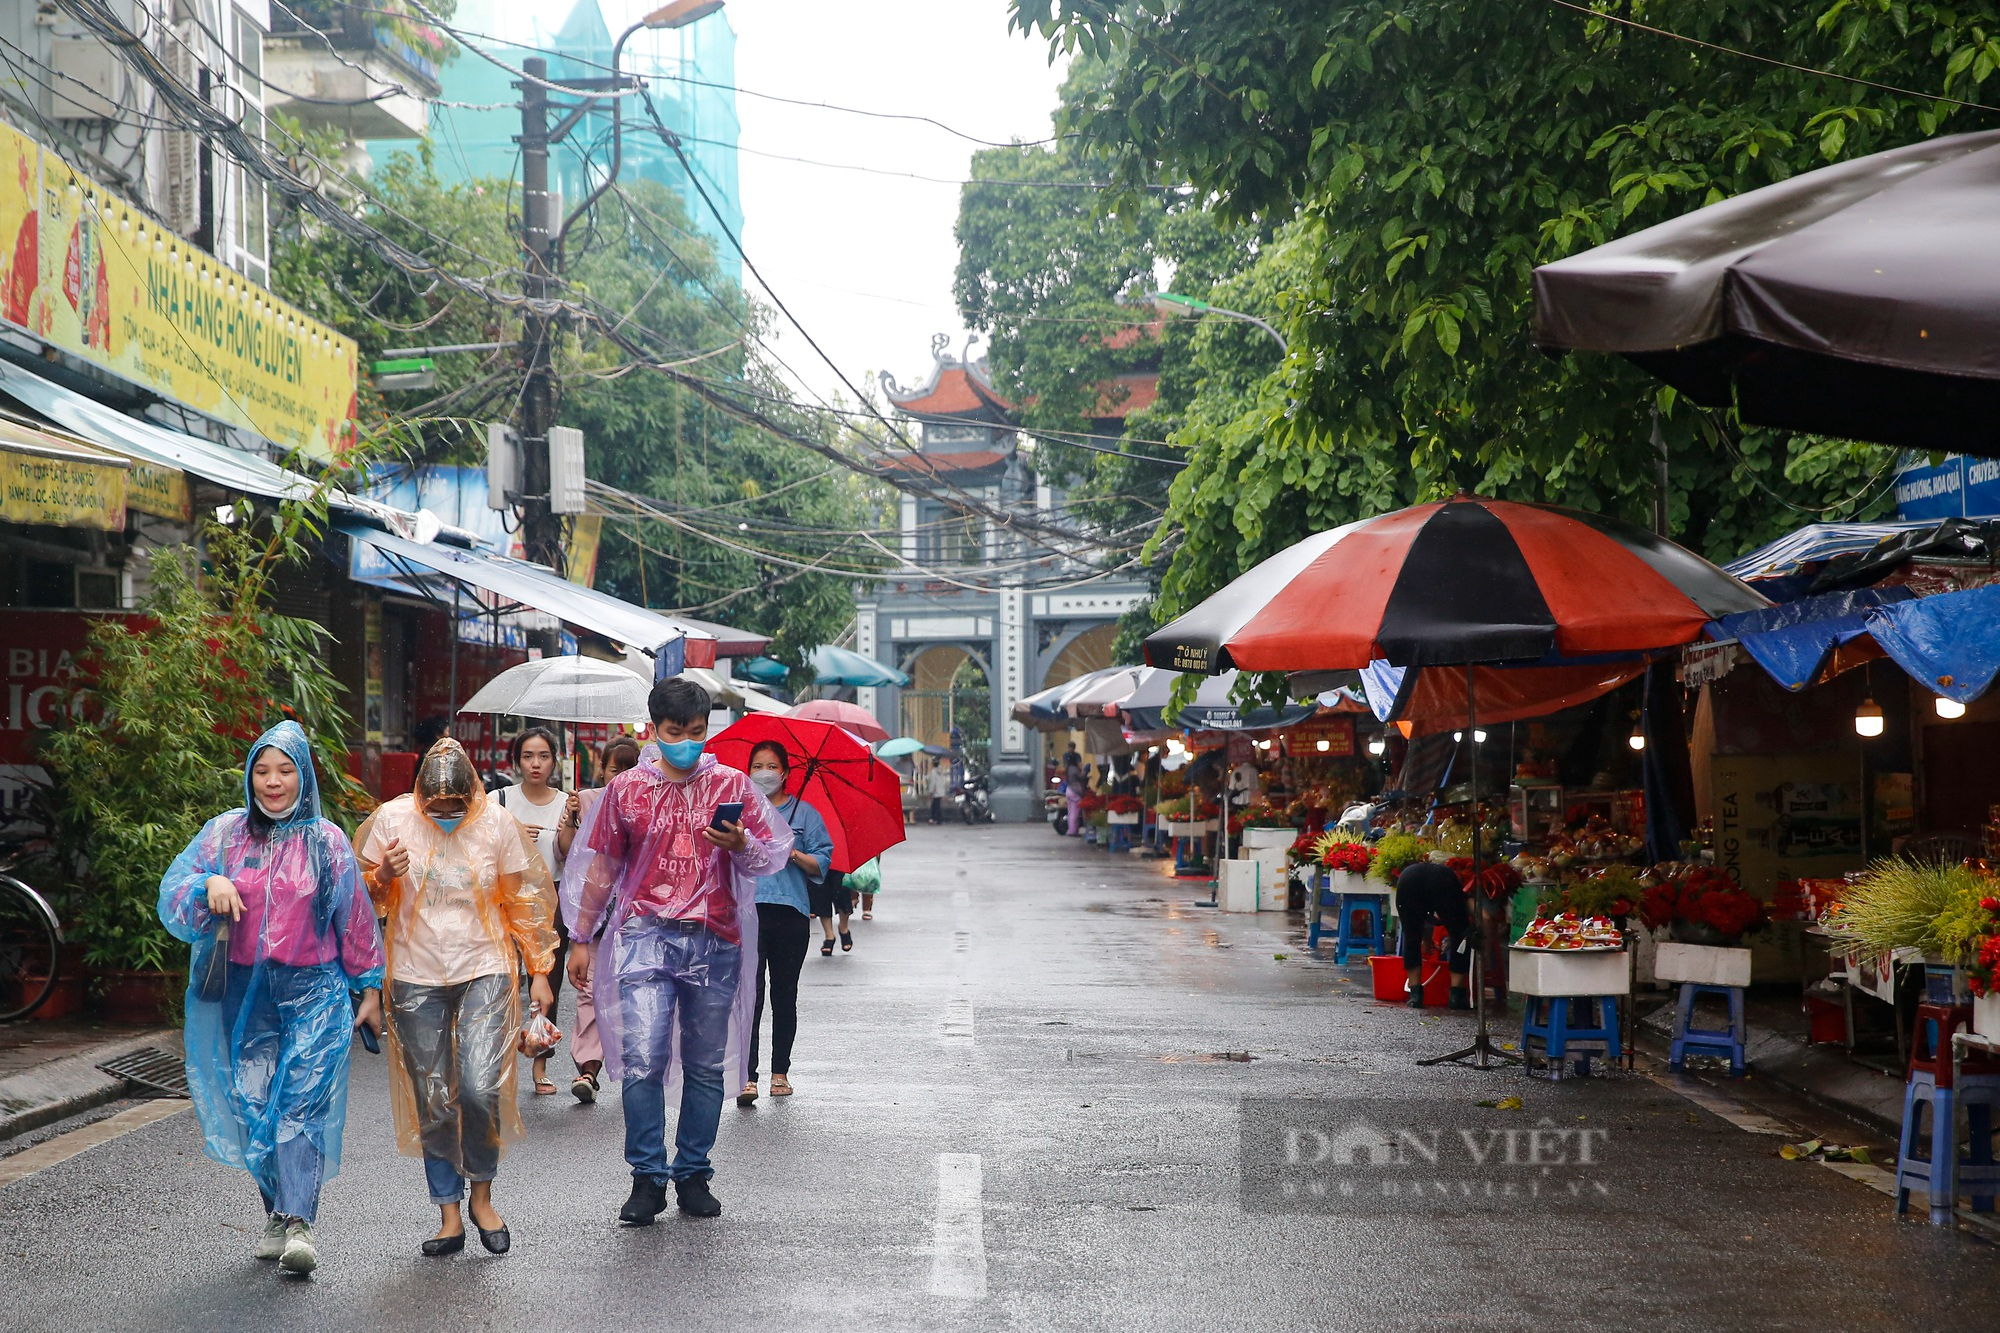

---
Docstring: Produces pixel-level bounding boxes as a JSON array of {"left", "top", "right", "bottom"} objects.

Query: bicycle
[{"left": 0, "top": 870, "right": 63, "bottom": 1022}]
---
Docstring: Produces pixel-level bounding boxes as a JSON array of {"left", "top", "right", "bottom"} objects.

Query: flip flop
[
  {"left": 862, "top": 912, "right": 873, "bottom": 920},
  {"left": 533, "top": 1077, "right": 558, "bottom": 1096},
  {"left": 771, "top": 1075, "right": 793, "bottom": 1097}
]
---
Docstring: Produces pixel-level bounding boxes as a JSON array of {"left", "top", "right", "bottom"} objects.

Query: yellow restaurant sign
[
  {"left": 0, "top": 421, "right": 126, "bottom": 531},
  {"left": 0, "top": 121, "right": 358, "bottom": 458}
]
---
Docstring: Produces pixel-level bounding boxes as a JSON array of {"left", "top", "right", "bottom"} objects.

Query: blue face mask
[
  {"left": 657, "top": 737, "right": 705, "bottom": 770},
  {"left": 431, "top": 814, "right": 465, "bottom": 834}
]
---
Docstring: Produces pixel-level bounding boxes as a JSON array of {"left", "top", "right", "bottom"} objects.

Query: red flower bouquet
[
  {"left": 1967, "top": 897, "right": 2000, "bottom": 998},
  {"left": 1640, "top": 868, "right": 1768, "bottom": 945},
  {"left": 1447, "top": 856, "right": 1524, "bottom": 899},
  {"left": 1106, "top": 794, "right": 1143, "bottom": 816},
  {"left": 1321, "top": 841, "right": 1375, "bottom": 875}
]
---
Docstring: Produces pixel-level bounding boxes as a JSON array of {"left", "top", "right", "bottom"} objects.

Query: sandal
[
  {"left": 820, "top": 939, "right": 835, "bottom": 956},
  {"left": 736, "top": 1081, "right": 759, "bottom": 1107},
  {"left": 862, "top": 912, "right": 873, "bottom": 920},
  {"left": 840, "top": 930, "right": 854, "bottom": 952},
  {"left": 533, "top": 1077, "right": 558, "bottom": 1096},
  {"left": 771, "top": 1074, "right": 793, "bottom": 1097},
  {"left": 571, "top": 1071, "right": 598, "bottom": 1104}
]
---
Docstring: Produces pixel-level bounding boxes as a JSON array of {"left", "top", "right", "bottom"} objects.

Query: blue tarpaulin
[
  {"left": 1712, "top": 583, "right": 2000, "bottom": 703},
  {"left": 1707, "top": 588, "right": 1916, "bottom": 690},
  {"left": 1864, "top": 583, "right": 2000, "bottom": 703}
]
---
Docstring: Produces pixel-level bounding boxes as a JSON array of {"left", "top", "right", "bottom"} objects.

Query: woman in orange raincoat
[{"left": 356, "top": 738, "right": 557, "bottom": 1258}]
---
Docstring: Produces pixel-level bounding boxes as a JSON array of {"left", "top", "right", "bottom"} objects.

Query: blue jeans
[
  {"left": 219, "top": 962, "right": 346, "bottom": 1224},
  {"left": 614, "top": 918, "right": 740, "bottom": 1185}
]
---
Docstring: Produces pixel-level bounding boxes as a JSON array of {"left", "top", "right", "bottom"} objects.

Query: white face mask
[{"left": 750, "top": 770, "right": 785, "bottom": 796}]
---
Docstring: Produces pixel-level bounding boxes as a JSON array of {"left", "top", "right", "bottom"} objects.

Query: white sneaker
[
  {"left": 254, "top": 1215, "right": 287, "bottom": 1260},
  {"left": 278, "top": 1220, "right": 317, "bottom": 1275}
]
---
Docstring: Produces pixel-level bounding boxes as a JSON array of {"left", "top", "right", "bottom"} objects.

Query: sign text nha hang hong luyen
[{"left": 0, "top": 121, "right": 357, "bottom": 458}]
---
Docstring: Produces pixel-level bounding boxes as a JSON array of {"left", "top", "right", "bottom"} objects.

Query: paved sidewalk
[{"left": 0, "top": 1019, "right": 180, "bottom": 1143}]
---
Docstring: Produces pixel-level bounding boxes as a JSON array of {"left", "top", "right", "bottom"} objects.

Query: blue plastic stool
[
  {"left": 1327, "top": 891, "right": 1388, "bottom": 964},
  {"left": 1108, "top": 822, "right": 1134, "bottom": 853},
  {"left": 1173, "top": 832, "right": 1209, "bottom": 878},
  {"left": 1520, "top": 995, "right": 1622, "bottom": 1078},
  {"left": 1895, "top": 1070, "right": 2000, "bottom": 1225},
  {"left": 1669, "top": 982, "right": 1747, "bottom": 1075}
]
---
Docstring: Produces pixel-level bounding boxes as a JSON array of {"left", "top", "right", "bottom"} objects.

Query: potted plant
[
  {"left": 1368, "top": 831, "right": 1433, "bottom": 887},
  {"left": 1238, "top": 801, "right": 1299, "bottom": 852},
  {"left": 1641, "top": 868, "right": 1767, "bottom": 988},
  {"left": 1965, "top": 896, "right": 2000, "bottom": 1037},
  {"left": 1318, "top": 838, "right": 1375, "bottom": 892},
  {"left": 38, "top": 503, "right": 365, "bottom": 1026}
]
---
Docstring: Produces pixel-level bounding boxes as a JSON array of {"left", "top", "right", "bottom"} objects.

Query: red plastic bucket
[{"left": 1367, "top": 927, "right": 1453, "bottom": 1004}]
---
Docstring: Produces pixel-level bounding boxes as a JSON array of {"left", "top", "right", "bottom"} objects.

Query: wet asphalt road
[{"left": 2, "top": 822, "right": 1998, "bottom": 1332}]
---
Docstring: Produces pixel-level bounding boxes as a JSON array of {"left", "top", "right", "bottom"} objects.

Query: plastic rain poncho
[
  {"left": 157, "top": 721, "right": 385, "bottom": 1218},
  {"left": 561, "top": 749, "right": 790, "bottom": 1092},
  {"left": 355, "top": 738, "right": 557, "bottom": 1165}
]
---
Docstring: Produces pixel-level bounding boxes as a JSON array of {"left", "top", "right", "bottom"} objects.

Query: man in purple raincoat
[{"left": 568, "top": 678, "right": 790, "bottom": 1223}]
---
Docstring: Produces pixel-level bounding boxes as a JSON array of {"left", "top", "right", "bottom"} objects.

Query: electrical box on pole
[
  {"left": 549, "top": 425, "right": 586, "bottom": 514},
  {"left": 486, "top": 422, "right": 520, "bottom": 510}
]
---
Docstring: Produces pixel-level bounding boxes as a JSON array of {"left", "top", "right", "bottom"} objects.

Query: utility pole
[{"left": 517, "top": 57, "right": 563, "bottom": 572}]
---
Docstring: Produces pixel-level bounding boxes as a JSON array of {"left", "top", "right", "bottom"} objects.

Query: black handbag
[{"left": 197, "top": 919, "right": 231, "bottom": 1003}]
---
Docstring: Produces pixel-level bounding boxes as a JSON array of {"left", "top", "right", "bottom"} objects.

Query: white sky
[{"left": 726, "top": 1, "right": 1069, "bottom": 406}]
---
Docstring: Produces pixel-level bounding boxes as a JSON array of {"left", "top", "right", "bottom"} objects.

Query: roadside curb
[
  {"left": 0, "top": 1030, "right": 182, "bottom": 1144},
  {"left": 1635, "top": 999, "right": 1905, "bottom": 1138}
]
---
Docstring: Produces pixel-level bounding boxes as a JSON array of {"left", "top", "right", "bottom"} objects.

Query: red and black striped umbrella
[{"left": 1144, "top": 495, "right": 1768, "bottom": 673}]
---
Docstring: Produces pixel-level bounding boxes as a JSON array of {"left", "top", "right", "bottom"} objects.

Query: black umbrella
[{"left": 1532, "top": 129, "right": 2000, "bottom": 453}]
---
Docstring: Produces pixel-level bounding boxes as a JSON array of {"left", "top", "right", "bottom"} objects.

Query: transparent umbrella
[{"left": 458, "top": 656, "right": 650, "bottom": 724}]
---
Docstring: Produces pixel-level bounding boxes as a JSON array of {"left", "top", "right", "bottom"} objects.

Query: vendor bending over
[{"left": 1394, "top": 859, "right": 1471, "bottom": 1011}]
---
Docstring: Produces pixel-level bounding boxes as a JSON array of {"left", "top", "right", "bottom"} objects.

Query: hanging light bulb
[
  {"left": 1316, "top": 739, "right": 1330, "bottom": 752},
  {"left": 1453, "top": 731, "right": 1463, "bottom": 742},
  {"left": 1367, "top": 736, "right": 1386, "bottom": 757},
  {"left": 1936, "top": 695, "right": 1967, "bottom": 720},
  {"left": 1473, "top": 729, "right": 1488, "bottom": 743},
  {"left": 1628, "top": 725, "right": 1647, "bottom": 752},
  {"left": 1854, "top": 697, "right": 1885, "bottom": 738}
]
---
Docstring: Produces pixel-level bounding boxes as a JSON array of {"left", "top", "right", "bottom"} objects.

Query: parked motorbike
[{"left": 956, "top": 774, "right": 995, "bottom": 824}]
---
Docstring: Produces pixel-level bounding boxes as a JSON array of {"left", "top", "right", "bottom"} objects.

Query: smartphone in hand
[{"left": 709, "top": 801, "right": 744, "bottom": 831}]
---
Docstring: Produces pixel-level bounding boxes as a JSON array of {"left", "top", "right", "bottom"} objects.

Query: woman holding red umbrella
[{"left": 736, "top": 739, "right": 835, "bottom": 1105}]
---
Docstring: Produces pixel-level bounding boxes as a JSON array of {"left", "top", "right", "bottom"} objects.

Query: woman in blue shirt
[{"left": 738, "top": 740, "right": 835, "bottom": 1105}]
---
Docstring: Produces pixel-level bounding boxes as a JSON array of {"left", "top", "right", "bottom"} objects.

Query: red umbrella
[
  {"left": 708, "top": 714, "right": 905, "bottom": 873},
  {"left": 786, "top": 698, "right": 892, "bottom": 743}
]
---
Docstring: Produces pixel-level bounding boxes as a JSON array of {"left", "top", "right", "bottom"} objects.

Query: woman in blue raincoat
[{"left": 157, "top": 721, "right": 385, "bottom": 1277}]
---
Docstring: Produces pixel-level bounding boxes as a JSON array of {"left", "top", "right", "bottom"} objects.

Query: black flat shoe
[
  {"left": 476, "top": 1224, "right": 510, "bottom": 1255},
  {"left": 1405, "top": 989, "right": 1426, "bottom": 1009},
  {"left": 420, "top": 1232, "right": 465, "bottom": 1258}
]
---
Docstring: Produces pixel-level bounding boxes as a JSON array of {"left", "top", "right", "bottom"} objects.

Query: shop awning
[
  {"left": 337, "top": 521, "right": 715, "bottom": 657},
  {"left": 0, "top": 356, "right": 310, "bottom": 504},
  {"left": 0, "top": 417, "right": 128, "bottom": 530},
  {"left": 1119, "top": 668, "right": 1315, "bottom": 733},
  {"left": 1725, "top": 520, "right": 1938, "bottom": 584}
]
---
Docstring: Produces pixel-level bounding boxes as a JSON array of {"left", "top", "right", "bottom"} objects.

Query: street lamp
[
  {"left": 1150, "top": 291, "right": 1288, "bottom": 354},
  {"left": 558, "top": 1, "right": 725, "bottom": 252}
]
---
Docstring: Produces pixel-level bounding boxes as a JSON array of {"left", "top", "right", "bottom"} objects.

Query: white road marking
[
  {"left": 942, "top": 998, "right": 975, "bottom": 1041},
  {"left": 929, "top": 1152, "right": 988, "bottom": 1299},
  {"left": 953, "top": 930, "right": 970, "bottom": 953},
  {"left": 0, "top": 1101, "right": 187, "bottom": 1190}
]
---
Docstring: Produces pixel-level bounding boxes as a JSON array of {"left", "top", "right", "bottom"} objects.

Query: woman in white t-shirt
[{"left": 496, "top": 727, "right": 576, "bottom": 1096}]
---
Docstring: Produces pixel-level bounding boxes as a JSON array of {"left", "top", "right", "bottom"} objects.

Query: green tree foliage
[
  {"left": 271, "top": 150, "right": 873, "bottom": 664},
  {"left": 1009, "top": 1, "right": 1999, "bottom": 618},
  {"left": 37, "top": 502, "right": 363, "bottom": 973}
]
